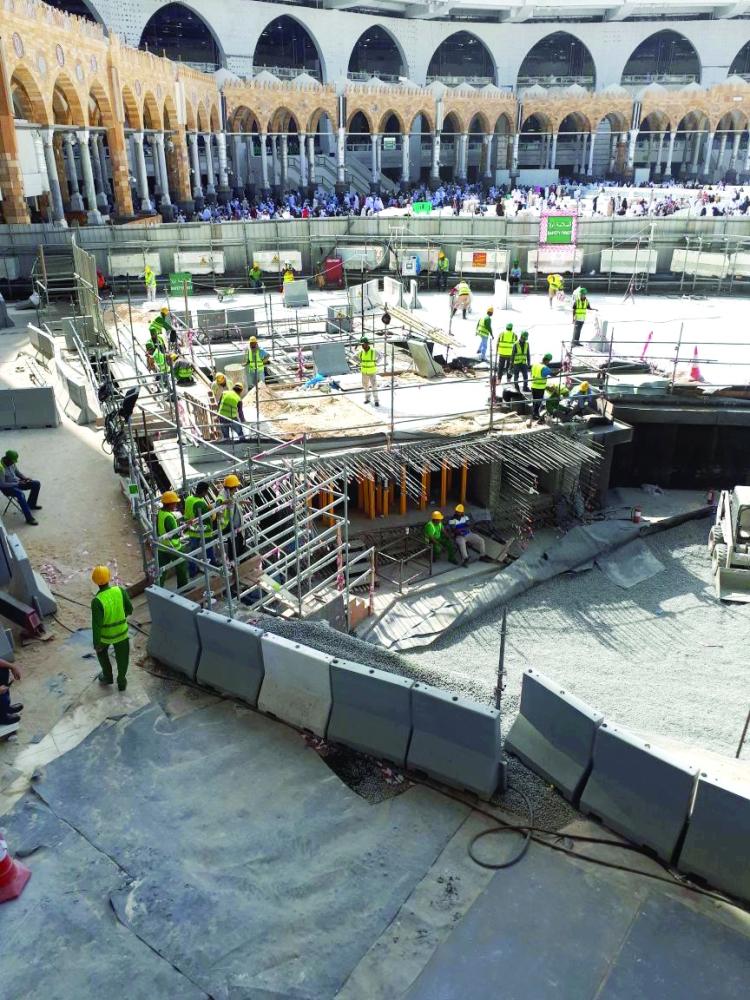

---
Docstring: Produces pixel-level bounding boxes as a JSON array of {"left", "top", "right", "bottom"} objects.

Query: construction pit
[{"left": 1, "top": 262, "right": 750, "bottom": 998}]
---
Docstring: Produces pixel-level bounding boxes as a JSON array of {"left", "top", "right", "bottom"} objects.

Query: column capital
[
  {"left": 132, "top": 130, "right": 145, "bottom": 145},
  {"left": 41, "top": 127, "right": 56, "bottom": 147},
  {"left": 75, "top": 129, "right": 90, "bottom": 144},
  {"left": 63, "top": 131, "right": 76, "bottom": 146},
  {"left": 152, "top": 131, "right": 165, "bottom": 147}
]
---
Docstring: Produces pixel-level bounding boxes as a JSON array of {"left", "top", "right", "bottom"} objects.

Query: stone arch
[
  {"left": 184, "top": 99, "right": 196, "bottom": 132},
  {"left": 715, "top": 109, "right": 749, "bottom": 133},
  {"left": 441, "top": 110, "right": 465, "bottom": 135},
  {"left": 729, "top": 41, "right": 750, "bottom": 79},
  {"left": 307, "top": 107, "right": 332, "bottom": 134},
  {"left": 493, "top": 112, "right": 513, "bottom": 135},
  {"left": 517, "top": 33, "right": 596, "bottom": 89},
  {"left": 163, "top": 95, "right": 179, "bottom": 131},
  {"left": 639, "top": 111, "right": 671, "bottom": 135},
  {"left": 594, "top": 110, "right": 630, "bottom": 134},
  {"left": 139, "top": 2, "right": 224, "bottom": 70},
  {"left": 409, "top": 109, "right": 433, "bottom": 133},
  {"left": 520, "top": 112, "right": 551, "bottom": 134},
  {"left": 196, "top": 102, "right": 209, "bottom": 133},
  {"left": 270, "top": 107, "right": 300, "bottom": 133},
  {"left": 143, "top": 92, "right": 162, "bottom": 131},
  {"left": 557, "top": 111, "right": 592, "bottom": 134},
  {"left": 230, "top": 106, "right": 261, "bottom": 133},
  {"left": 10, "top": 67, "right": 49, "bottom": 125},
  {"left": 427, "top": 31, "right": 495, "bottom": 84},
  {"left": 347, "top": 25, "right": 407, "bottom": 81},
  {"left": 493, "top": 112, "right": 513, "bottom": 171},
  {"left": 347, "top": 109, "right": 373, "bottom": 134},
  {"left": 253, "top": 14, "right": 325, "bottom": 82},
  {"left": 122, "top": 86, "right": 142, "bottom": 130},
  {"left": 88, "top": 81, "right": 114, "bottom": 129},
  {"left": 378, "top": 110, "right": 405, "bottom": 135},
  {"left": 675, "top": 109, "right": 710, "bottom": 133},
  {"left": 52, "top": 73, "right": 85, "bottom": 126},
  {"left": 209, "top": 103, "right": 220, "bottom": 132},
  {"left": 621, "top": 31, "right": 701, "bottom": 85}
]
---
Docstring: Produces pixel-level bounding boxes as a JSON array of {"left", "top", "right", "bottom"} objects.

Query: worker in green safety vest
[
  {"left": 156, "top": 490, "right": 188, "bottom": 589},
  {"left": 146, "top": 342, "right": 170, "bottom": 390},
  {"left": 530, "top": 353, "right": 554, "bottom": 423},
  {"left": 144, "top": 265, "right": 157, "bottom": 303},
  {"left": 423, "top": 511, "right": 458, "bottom": 564},
  {"left": 244, "top": 335, "right": 269, "bottom": 389},
  {"left": 451, "top": 279, "right": 471, "bottom": 319},
  {"left": 248, "top": 261, "right": 263, "bottom": 291},
  {"left": 475, "top": 306, "right": 493, "bottom": 362},
  {"left": 220, "top": 473, "right": 246, "bottom": 558},
  {"left": 173, "top": 355, "right": 195, "bottom": 385},
  {"left": 511, "top": 330, "right": 531, "bottom": 392},
  {"left": 91, "top": 564, "right": 132, "bottom": 692},
  {"left": 147, "top": 321, "right": 167, "bottom": 352},
  {"left": 218, "top": 382, "right": 246, "bottom": 440},
  {"left": 496, "top": 322, "right": 517, "bottom": 381},
  {"left": 357, "top": 337, "right": 379, "bottom": 406},
  {"left": 572, "top": 288, "right": 594, "bottom": 346},
  {"left": 184, "top": 480, "right": 216, "bottom": 577},
  {"left": 437, "top": 251, "right": 449, "bottom": 291}
]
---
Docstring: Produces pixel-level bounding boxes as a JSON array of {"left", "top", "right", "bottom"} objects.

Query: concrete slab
[{"left": 258, "top": 633, "right": 333, "bottom": 736}]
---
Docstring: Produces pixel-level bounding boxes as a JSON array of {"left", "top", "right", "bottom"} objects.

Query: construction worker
[
  {"left": 542, "top": 384, "right": 569, "bottom": 422},
  {"left": 146, "top": 342, "right": 169, "bottom": 390},
  {"left": 358, "top": 337, "right": 379, "bottom": 407},
  {"left": 144, "top": 265, "right": 157, "bottom": 303},
  {"left": 568, "top": 379, "right": 596, "bottom": 415},
  {"left": 156, "top": 491, "right": 188, "bottom": 589},
  {"left": 91, "top": 565, "right": 132, "bottom": 692},
  {"left": 451, "top": 279, "right": 471, "bottom": 318},
  {"left": 218, "top": 381, "right": 246, "bottom": 439},
  {"left": 210, "top": 371, "right": 227, "bottom": 404},
  {"left": 173, "top": 354, "right": 195, "bottom": 386},
  {"left": 423, "top": 511, "right": 458, "bottom": 564},
  {"left": 572, "top": 288, "right": 594, "bottom": 346},
  {"left": 437, "top": 250, "right": 449, "bottom": 291},
  {"left": 476, "top": 306, "right": 493, "bottom": 362},
  {"left": 282, "top": 261, "right": 295, "bottom": 288},
  {"left": 448, "top": 503, "right": 486, "bottom": 566},
  {"left": 151, "top": 305, "right": 176, "bottom": 350},
  {"left": 248, "top": 260, "right": 263, "bottom": 291},
  {"left": 1, "top": 449, "right": 41, "bottom": 525},
  {"left": 146, "top": 320, "right": 167, "bottom": 353},
  {"left": 184, "top": 480, "right": 216, "bottom": 576},
  {"left": 244, "top": 335, "right": 269, "bottom": 389},
  {"left": 511, "top": 330, "right": 531, "bottom": 392},
  {"left": 547, "top": 272, "right": 563, "bottom": 308},
  {"left": 530, "top": 353, "right": 554, "bottom": 423},
  {"left": 220, "top": 474, "right": 245, "bottom": 557},
  {"left": 508, "top": 258, "right": 522, "bottom": 294},
  {"left": 496, "top": 322, "right": 517, "bottom": 381}
]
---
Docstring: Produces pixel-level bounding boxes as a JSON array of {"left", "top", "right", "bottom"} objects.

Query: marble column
[
  {"left": 41, "top": 129, "right": 66, "bottom": 224},
  {"left": 482, "top": 134, "right": 493, "bottom": 179},
  {"left": 216, "top": 132, "right": 229, "bottom": 195},
  {"left": 154, "top": 133, "right": 171, "bottom": 208},
  {"left": 63, "top": 133, "right": 84, "bottom": 211},
  {"left": 457, "top": 132, "right": 468, "bottom": 179},
  {"left": 401, "top": 132, "right": 410, "bottom": 185},
  {"left": 188, "top": 132, "right": 203, "bottom": 198},
  {"left": 298, "top": 131, "right": 307, "bottom": 188},
  {"left": 703, "top": 131, "right": 715, "bottom": 177},
  {"left": 729, "top": 130, "right": 742, "bottom": 171},
  {"left": 233, "top": 134, "right": 244, "bottom": 189},
  {"left": 511, "top": 132, "right": 520, "bottom": 175},
  {"left": 608, "top": 132, "right": 618, "bottom": 173},
  {"left": 587, "top": 131, "right": 596, "bottom": 176},
  {"left": 88, "top": 134, "right": 105, "bottom": 208},
  {"left": 370, "top": 132, "right": 379, "bottom": 185},
  {"left": 204, "top": 134, "right": 216, "bottom": 195},
  {"left": 691, "top": 131, "right": 703, "bottom": 174},
  {"left": 744, "top": 131, "right": 750, "bottom": 174},
  {"left": 627, "top": 128, "right": 638, "bottom": 171},
  {"left": 96, "top": 135, "right": 109, "bottom": 199},
  {"left": 132, "top": 131, "right": 151, "bottom": 212},
  {"left": 664, "top": 131, "right": 677, "bottom": 177},
  {"left": 430, "top": 130, "right": 441, "bottom": 182},
  {"left": 271, "top": 135, "right": 280, "bottom": 186},
  {"left": 280, "top": 134, "right": 289, "bottom": 189},
  {"left": 716, "top": 133, "right": 728, "bottom": 175},
  {"left": 550, "top": 131, "right": 558, "bottom": 171},
  {"left": 260, "top": 131, "right": 270, "bottom": 190},
  {"left": 654, "top": 131, "right": 665, "bottom": 174},
  {"left": 337, "top": 125, "right": 346, "bottom": 185},
  {"left": 308, "top": 134, "right": 316, "bottom": 186},
  {"left": 76, "top": 130, "right": 102, "bottom": 222}
]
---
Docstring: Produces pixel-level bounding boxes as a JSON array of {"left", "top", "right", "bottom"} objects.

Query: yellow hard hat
[
  {"left": 439, "top": 251, "right": 446, "bottom": 258},
  {"left": 431, "top": 511, "right": 443, "bottom": 521},
  {"left": 215, "top": 373, "right": 226, "bottom": 384},
  {"left": 161, "top": 490, "right": 180, "bottom": 505},
  {"left": 233, "top": 382, "right": 244, "bottom": 393},
  {"left": 91, "top": 565, "right": 110, "bottom": 586},
  {"left": 248, "top": 336, "right": 258, "bottom": 345},
  {"left": 224, "top": 474, "right": 241, "bottom": 489},
  {"left": 160, "top": 307, "right": 169, "bottom": 316},
  {"left": 487, "top": 307, "right": 494, "bottom": 314},
  {"left": 580, "top": 381, "right": 590, "bottom": 392},
  {"left": 455, "top": 503, "right": 465, "bottom": 513}
]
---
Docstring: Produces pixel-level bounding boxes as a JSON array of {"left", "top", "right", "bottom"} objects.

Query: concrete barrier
[
  {"left": 257, "top": 634, "right": 332, "bottom": 737},
  {"left": 0, "top": 524, "right": 13, "bottom": 587},
  {"left": 12, "top": 387, "right": 59, "bottom": 428},
  {"left": 407, "top": 682, "right": 505, "bottom": 799},
  {"left": 677, "top": 774, "right": 750, "bottom": 904},
  {"left": 505, "top": 668, "right": 603, "bottom": 803},
  {"left": 195, "top": 611, "right": 265, "bottom": 706},
  {"left": 0, "top": 390, "right": 16, "bottom": 429},
  {"left": 580, "top": 723, "right": 697, "bottom": 862},
  {"left": 7, "top": 533, "right": 56, "bottom": 616},
  {"left": 328, "top": 658, "right": 414, "bottom": 767},
  {"left": 145, "top": 586, "right": 201, "bottom": 681}
]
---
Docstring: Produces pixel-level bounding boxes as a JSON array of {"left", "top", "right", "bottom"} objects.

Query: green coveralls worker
[
  {"left": 157, "top": 508, "right": 189, "bottom": 589},
  {"left": 512, "top": 336, "right": 530, "bottom": 391},
  {"left": 424, "top": 519, "right": 457, "bottom": 563},
  {"left": 92, "top": 584, "right": 133, "bottom": 691},
  {"left": 437, "top": 254, "right": 449, "bottom": 290}
]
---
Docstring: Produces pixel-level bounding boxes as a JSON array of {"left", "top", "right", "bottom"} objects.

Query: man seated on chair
[{"left": 1, "top": 450, "right": 41, "bottom": 525}]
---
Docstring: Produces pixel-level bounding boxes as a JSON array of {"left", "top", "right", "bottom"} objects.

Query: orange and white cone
[
  {"left": 0, "top": 833, "right": 31, "bottom": 903},
  {"left": 690, "top": 346, "right": 703, "bottom": 382}
]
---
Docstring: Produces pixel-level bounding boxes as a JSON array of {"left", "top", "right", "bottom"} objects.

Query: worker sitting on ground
[
  {"left": 184, "top": 480, "right": 216, "bottom": 577},
  {"left": 476, "top": 307, "right": 493, "bottom": 362},
  {"left": 437, "top": 250, "right": 449, "bottom": 291},
  {"left": 424, "top": 510, "right": 458, "bottom": 564},
  {"left": 511, "top": 330, "right": 531, "bottom": 392},
  {"left": 451, "top": 279, "right": 471, "bottom": 319},
  {"left": 541, "top": 384, "right": 569, "bottom": 422},
  {"left": 173, "top": 354, "right": 195, "bottom": 386},
  {"left": 1, "top": 449, "right": 41, "bottom": 526},
  {"left": 0, "top": 658, "right": 23, "bottom": 728},
  {"left": 218, "top": 382, "right": 246, "bottom": 440},
  {"left": 157, "top": 491, "right": 188, "bottom": 590},
  {"left": 530, "top": 353, "right": 555, "bottom": 424},
  {"left": 508, "top": 259, "right": 522, "bottom": 294},
  {"left": 547, "top": 273, "right": 564, "bottom": 308},
  {"left": 144, "top": 265, "right": 157, "bottom": 303},
  {"left": 248, "top": 261, "right": 263, "bottom": 291},
  {"left": 358, "top": 337, "right": 380, "bottom": 407},
  {"left": 572, "top": 288, "right": 594, "bottom": 346},
  {"left": 448, "top": 503, "right": 487, "bottom": 566},
  {"left": 210, "top": 371, "right": 227, "bottom": 404},
  {"left": 91, "top": 565, "right": 132, "bottom": 692},
  {"left": 567, "top": 380, "right": 597, "bottom": 416},
  {"left": 244, "top": 335, "right": 269, "bottom": 389},
  {"left": 496, "top": 322, "right": 517, "bottom": 381}
]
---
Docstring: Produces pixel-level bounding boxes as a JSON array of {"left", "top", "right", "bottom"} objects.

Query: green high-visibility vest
[
  {"left": 513, "top": 340, "right": 529, "bottom": 365},
  {"left": 148, "top": 325, "right": 166, "bottom": 349},
  {"left": 574, "top": 299, "right": 589, "bottom": 321},
  {"left": 498, "top": 329, "right": 517, "bottom": 357},
  {"left": 184, "top": 495, "right": 215, "bottom": 540},
  {"left": 476, "top": 316, "right": 492, "bottom": 338},
  {"left": 95, "top": 586, "right": 129, "bottom": 646},
  {"left": 245, "top": 348, "right": 265, "bottom": 373},
  {"left": 438, "top": 257, "right": 449, "bottom": 272},
  {"left": 218, "top": 389, "right": 241, "bottom": 420},
  {"left": 531, "top": 363, "right": 549, "bottom": 390},
  {"left": 144, "top": 270, "right": 156, "bottom": 287},
  {"left": 359, "top": 348, "right": 377, "bottom": 375},
  {"left": 175, "top": 361, "right": 193, "bottom": 380},
  {"left": 157, "top": 509, "right": 183, "bottom": 550},
  {"left": 152, "top": 348, "right": 168, "bottom": 372},
  {"left": 249, "top": 267, "right": 262, "bottom": 279},
  {"left": 456, "top": 281, "right": 470, "bottom": 296}
]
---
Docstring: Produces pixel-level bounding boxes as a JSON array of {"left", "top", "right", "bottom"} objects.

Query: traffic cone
[
  {"left": 690, "top": 345, "right": 702, "bottom": 382},
  {"left": 640, "top": 331, "right": 653, "bottom": 360},
  {"left": 0, "top": 833, "right": 31, "bottom": 903}
]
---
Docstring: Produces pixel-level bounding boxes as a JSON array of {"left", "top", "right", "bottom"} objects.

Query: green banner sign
[
  {"left": 169, "top": 271, "right": 193, "bottom": 295},
  {"left": 412, "top": 201, "right": 433, "bottom": 215},
  {"left": 545, "top": 215, "right": 574, "bottom": 245}
]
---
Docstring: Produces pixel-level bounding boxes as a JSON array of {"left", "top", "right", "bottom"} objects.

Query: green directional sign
[
  {"left": 169, "top": 271, "right": 193, "bottom": 295},
  {"left": 412, "top": 201, "right": 433, "bottom": 215},
  {"left": 545, "top": 215, "right": 574, "bottom": 245}
]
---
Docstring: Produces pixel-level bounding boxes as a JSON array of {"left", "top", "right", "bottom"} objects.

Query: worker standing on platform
[
  {"left": 144, "top": 265, "right": 157, "bottom": 303},
  {"left": 496, "top": 322, "right": 517, "bottom": 381},
  {"left": 146, "top": 319, "right": 167, "bottom": 353},
  {"left": 282, "top": 261, "right": 295, "bottom": 289},
  {"left": 91, "top": 565, "right": 132, "bottom": 692},
  {"left": 508, "top": 259, "right": 522, "bottom": 294},
  {"left": 358, "top": 337, "right": 380, "bottom": 407},
  {"left": 424, "top": 511, "right": 458, "bottom": 564},
  {"left": 448, "top": 503, "right": 486, "bottom": 566},
  {"left": 210, "top": 371, "right": 227, "bottom": 404},
  {"left": 248, "top": 261, "right": 263, "bottom": 291},
  {"left": 244, "top": 335, "right": 269, "bottom": 389},
  {"left": 220, "top": 474, "right": 245, "bottom": 558},
  {"left": 547, "top": 272, "right": 563, "bottom": 308},
  {"left": 184, "top": 480, "right": 216, "bottom": 576},
  {"left": 451, "top": 279, "right": 471, "bottom": 319},
  {"left": 156, "top": 491, "right": 188, "bottom": 589},
  {"left": 146, "top": 343, "right": 170, "bottom": 391},
  {"left": 437, "top": 251, "right": 449, "bottom": 291},
  {"left": 530, "top": 353, "right": 554, "bottom": 423},
  {"left": 572, "top": 288, "right": 594, "bottom": 346},
  {"left": 476, "top": 306, "right": 493, "bottom": 362},
  {"left": 511, "top": 330, "right": 530, "bottom": 392},
  {"left": 151, "top": 306, "right": 175, "bottom": 349},
  {"left": 217, "top": 382, "right": 246, "bottom": 439}
]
